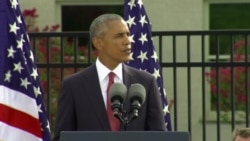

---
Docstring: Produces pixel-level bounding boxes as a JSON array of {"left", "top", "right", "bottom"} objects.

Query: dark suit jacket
[{"left": 53, "top": 64, "right": 166, "bottom": 141}]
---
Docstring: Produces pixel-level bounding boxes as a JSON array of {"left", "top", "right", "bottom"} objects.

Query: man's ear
[{"left": 92, "top": 37, "right": 102, "bottom": 50}]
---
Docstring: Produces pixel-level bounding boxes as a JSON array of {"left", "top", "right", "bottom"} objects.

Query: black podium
[{"left": 60, "top": 131, "right": 190, "bottom": 141}]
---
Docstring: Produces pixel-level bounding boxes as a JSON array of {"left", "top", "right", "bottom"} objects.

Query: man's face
[
  {"left": 94, "top": 19, "right": 131, "bottom": 68},
  {"left": 235, "top": 136, "right": 250, "bottom": 141}
]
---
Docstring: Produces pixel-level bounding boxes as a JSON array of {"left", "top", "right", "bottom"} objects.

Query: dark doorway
[{"left": 62, "top": 5, "right": 123, "bottom": 46}]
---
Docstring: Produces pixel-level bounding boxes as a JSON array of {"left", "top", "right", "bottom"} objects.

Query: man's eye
[{"left": 115, "top": 34, "right": 123, "bottom": 38}]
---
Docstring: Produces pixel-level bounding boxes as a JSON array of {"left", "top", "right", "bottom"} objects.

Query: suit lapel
[
  {"left": 123, "top": 64, "right": 133, "bottom": 93},
  {"left": 85, "top": 65, "right": 110, "bottom": 130}
]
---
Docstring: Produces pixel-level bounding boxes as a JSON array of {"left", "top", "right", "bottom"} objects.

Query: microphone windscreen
[
  {"left": 128, "top": 83, "right": 146, "bottom": 104},
  {"left": 109, "top": 83, "right": 127, "bottom": 103}
]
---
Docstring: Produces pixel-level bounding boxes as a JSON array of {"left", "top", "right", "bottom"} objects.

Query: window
[{"left": 209, "top": 3, "right": 250, "bottom": 55}]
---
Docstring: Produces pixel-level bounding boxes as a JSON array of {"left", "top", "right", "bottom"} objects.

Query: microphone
[
  {"left": 109, "top": 83, "right": 127, "bottom": 119},
  {"left": 128, "top": 83, "right": 146, "bottom": 118}
]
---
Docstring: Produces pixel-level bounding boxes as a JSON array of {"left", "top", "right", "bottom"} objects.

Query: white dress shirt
[{"left": 96, "top": 58, "right": 123, "bottom": 108}]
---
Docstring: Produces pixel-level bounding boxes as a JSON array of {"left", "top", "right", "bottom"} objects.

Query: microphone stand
[{"left": 114, "top": 108, "right": 139, "bottom": 131}]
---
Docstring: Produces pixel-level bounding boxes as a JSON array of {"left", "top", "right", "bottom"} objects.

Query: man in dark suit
[{"left": 53, "top": 13, "right": 166, "bottom": 141}]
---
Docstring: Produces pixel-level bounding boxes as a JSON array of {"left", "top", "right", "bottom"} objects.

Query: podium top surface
[{"left": 60, "top": 131, "right": 190, "bottom": 141}]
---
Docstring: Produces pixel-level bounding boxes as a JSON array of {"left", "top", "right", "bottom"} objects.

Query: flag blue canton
[
  {"left": 124, "top": 0, "right": 172, "bottom": 131},
  {"left": 0, "top": 0, "right": 51, "bottom": 140}
]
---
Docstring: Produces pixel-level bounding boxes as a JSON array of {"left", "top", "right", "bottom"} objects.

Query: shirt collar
[{"left": 96, "top": 58, "right": 123, "bottom": 81}]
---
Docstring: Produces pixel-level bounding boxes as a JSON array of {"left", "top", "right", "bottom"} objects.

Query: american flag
[
  {"left": 0, "top": 0, "right": 51, "bottom": 140},
  {"left": 124, "top": 0, "right": 172, "bottom": 131}
]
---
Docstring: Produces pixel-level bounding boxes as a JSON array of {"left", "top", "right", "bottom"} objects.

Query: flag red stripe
[{"left": 0, "top": 103, "right": 42, "bottom": 138}]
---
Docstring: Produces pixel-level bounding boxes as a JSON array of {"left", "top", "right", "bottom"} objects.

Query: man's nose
[{"left": 124, "top": 35, "right": 131, "bottom": 45}]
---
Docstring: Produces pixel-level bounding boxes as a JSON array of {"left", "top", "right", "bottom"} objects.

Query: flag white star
[
  {"left": 16, "top": 38, "right": 23, "bottom": 50},
  {"left": 13, "top": 62, "right": 24, "bottom": 73},
  {"left": 11, "top": 0, "right": 18, "bottom": 9},
  {"left": 21, "top": 34, "right": 26, "bottom": 43},
  {"left": 46, "top": 120, "right": 51, "bottom": 132},
  {"left": 9, "top": 22, "right": 20, "bottom": 35},
  {"left": 33, "top": 86, "right": 42, "bottom": 98},
  {"left": 129, "top": 52, "right": 134, "bottom": 61},
  {"left": 31, "top": 68, "right": 38, "bottom": 80},
  {"left": 30, "top": 50, "right": 34, "bottom": 62},
  {"left": 7, "top": 46, "right": 16, "bottom": 58},
  {"left": 138, "top": 33, "right": 148, "bottom": 45},
  {"left": 151, "top": 51, "right": 158, "bottom": 62},
  {"left": 20, "top": 77, "right": 31, "bottom": 89},
  {"left": 129, "top": 34, "right": 135, "bottom": 43},
  {"left": 26, "top": 34, "right": 30, "bottom": 42},
  {"left": 152, "top": 68, "right": 160, "bottom": 79},
  {"left": 163, "top": 105, "right": 170, "bottom": 115},
  {"left": 163, "top": 88, "right": 167, "bottom": 97},
  {"left": 165, "top": 122, "right": 168, "bottom": 128},
  {"left": 37, "top": 104, "right": 43, "bottom": 113},
  {"left": 137, "top": 51, "right": 148, "bottom": 63},
  {"left": 126, "top": 15, "right": 136, "bottom": 28},
  {"left": 139, "top": 15, "right": 148, "bottom": 27},
  {"left": 137, "top": 0, "right": 143, "bottom": 8},
  {"left": 23, "top": 52, "right": 28, "bottom": 64},
  {"left": 127, "top": 0, "right": 136, "bottom": 10},
  {"left": 4, "top": 70, "right": 12, "bottom": 82},
  {"left": 17, "top": 15, "right": 22, "bottom": 24},
  {"left": 157, "top": 87, "right": 161, "bottom": 95}
]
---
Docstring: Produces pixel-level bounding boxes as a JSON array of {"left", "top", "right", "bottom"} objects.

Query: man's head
[
  {"left": 233, "top": 128, "right": 250, "bottom": 141},
  {"left": 89, "top": 14, "right": 131, "bottom": 69}
]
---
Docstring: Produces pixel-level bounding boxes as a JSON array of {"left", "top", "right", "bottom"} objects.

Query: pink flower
[
  {"left": 233, "top": 40, "right": 245, "bottom": 50},
  {"left": 206, "top": 39, "right": 250, "bottom": 111},
  {"left": 22, "top": 8, "right": 38, "bottom": 17}
]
